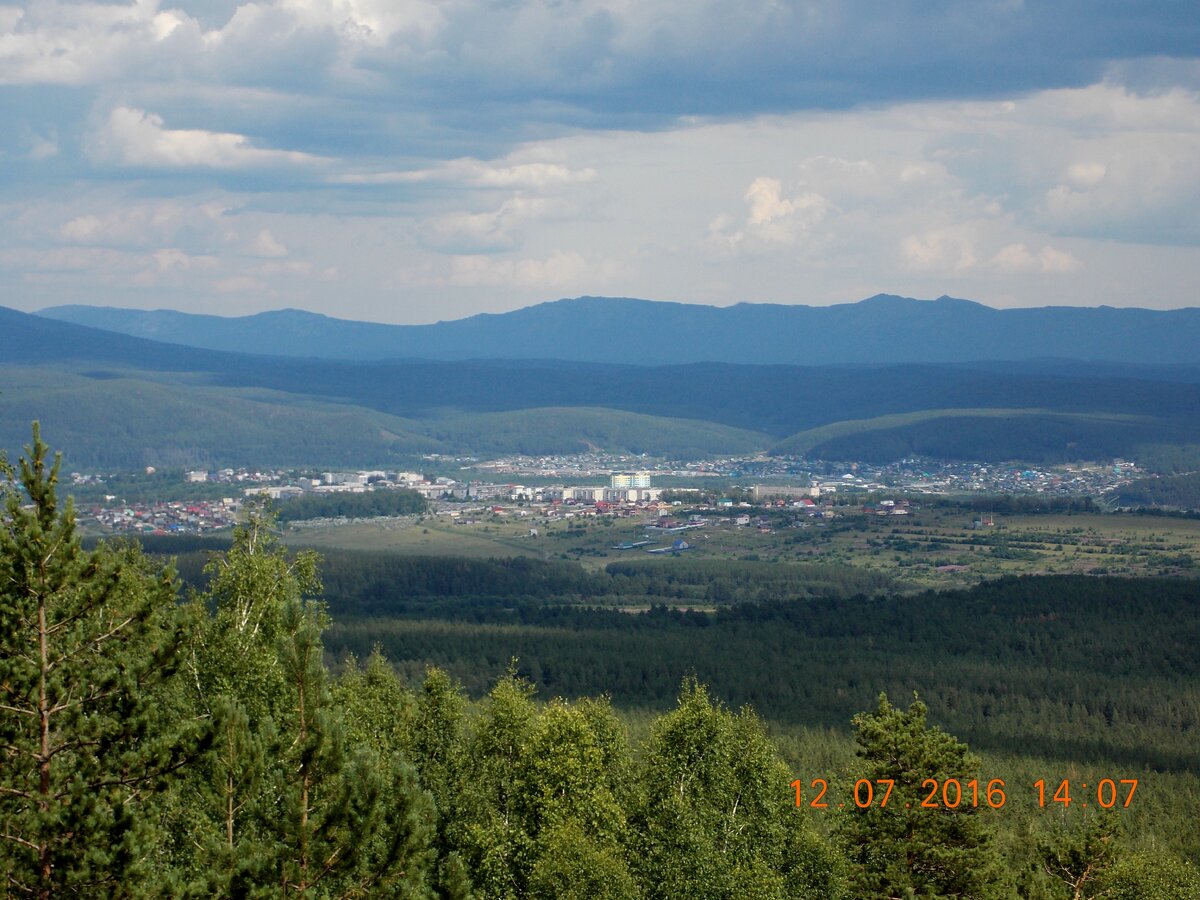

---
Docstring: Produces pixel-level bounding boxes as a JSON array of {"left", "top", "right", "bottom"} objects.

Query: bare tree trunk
[
  {"left": 226, "top": 772, "right": 235, "bottom": 849},
  {"left": 37, "top": 590, "right": 52, "bottom": 899},
  {"left": 298, "top": 676, "right": 309, "bottom": 896}
]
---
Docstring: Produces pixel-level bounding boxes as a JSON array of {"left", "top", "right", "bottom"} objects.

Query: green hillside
[
  {"left": 0, "top": 367, "right": 441, "bottom": 469},
  {"left": 771, "top": 409, "right": 1054, "bottom": 455},
  {"left": 8, "top": 302, "right": 1200, "bottom": 467},
  {"left": 0, "top": 367, "right": 768, "bottom": 468},
  {"left": 773, "top": 408, "right": 1185, "bottom": 465},
  {"left": 1114, "top": 471, "right": 1200, "bottom": 510},
  {"left": 419, "top": 406, "right": 768, "bottom": 457}
]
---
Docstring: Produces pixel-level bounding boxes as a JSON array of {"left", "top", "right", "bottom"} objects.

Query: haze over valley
[
  {"left": 6, "top": 295, "right": 1200, "bottom": 470},
  {"left": 4, "top": 1, "right": 1200, "bottom": 895}
]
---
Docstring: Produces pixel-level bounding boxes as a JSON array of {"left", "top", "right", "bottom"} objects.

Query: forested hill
[
  {"left": 7, "top": 306, "right": 1200, "bottom": 433},
  {"left": 1114, "top": 472, "right": 1200, "bottom": 510},
  {"left": 39, "top": 294, "right": 1200, "bottom": 365},
  {"left": 6, "top": 303, "right": 1200, "bottom": 466}
]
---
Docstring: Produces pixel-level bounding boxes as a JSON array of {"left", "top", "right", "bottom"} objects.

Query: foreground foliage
[
  {"left": 324, "top": 571, "right": 1200, "bottom": 774},
  {"left": 3, "top": 429, "right": 1199, "bottom": 897},
  {"left": 0, "top": 425, "right": 195, "bottom": 896}
]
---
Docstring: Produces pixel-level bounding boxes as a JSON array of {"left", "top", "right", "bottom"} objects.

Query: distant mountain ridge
[
  {"left": 38, "top": 295, "right": 1200, "bottom": 365},
  {"left": 5, "top": 303, "right": 1200, "bottom": 467}
]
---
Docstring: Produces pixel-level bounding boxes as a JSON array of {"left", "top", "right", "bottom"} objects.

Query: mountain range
[
  {"left": 39, "top": 294, "right": 1200, "bottom": 366},
  {"left": 4, "top": 300, "right": 1200, "bottom": 470}
]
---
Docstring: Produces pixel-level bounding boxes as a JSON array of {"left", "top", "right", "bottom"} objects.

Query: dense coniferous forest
[
  {"left": 5, "top": 429, "right": 1200, "bottom": 897},
  {"left": 797, "top": 412, "right": 1189, "bottom": 465},
  {"left": 927, "top": 496, "right": 1100, "bottom": 515},
  {"left": 274, "top": 489, "right": 428, "bottom": 523},
  {"left": 1135, "top": 445, "right": 1200, "bottom": 476},
  {"left": 144, "top": 541, "right": 899, "bottom": 612},
  {"left": 320, "top": 575, "right": 1200, "bottom": 769},
  {"left": 1115, "top": 472, "right": 1200, "bottom": 510}
]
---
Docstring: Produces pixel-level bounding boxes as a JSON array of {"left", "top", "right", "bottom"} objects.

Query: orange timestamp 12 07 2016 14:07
[{"left": 792, "top": 778, "right": 1138, "bottom": 811}]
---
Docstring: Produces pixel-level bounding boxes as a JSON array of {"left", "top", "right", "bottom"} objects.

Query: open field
[
  {"left": 283, "top": 517, "right": 551, "bottom": 560},
  {"left": 284, "top": 506, "right": 1200, "bottom": 588},
  {"left": 830, "top": 510, "right": 1200, "bottom": 585}
]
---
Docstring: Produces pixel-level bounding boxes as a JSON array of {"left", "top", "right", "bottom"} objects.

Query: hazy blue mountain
[
  {"left": 6, "top": 304, "right": 1200, "bottom": 467},
  {"left": 38, "top": 294, "right": 1200, "bottom": 365},
  {"left": 8, "top": 304, "right": 1200, "bottom": 435},
  {"left": 1, "top": 303, "right": 250, "bottom": 370}
]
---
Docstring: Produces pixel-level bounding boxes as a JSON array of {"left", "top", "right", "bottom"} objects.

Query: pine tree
[
  {"left": 0, "top": 424, "right": 191, "bottom": 897},
  {"left": 270, "top": 599, "right": 434, "bottom": 898},
  {"left": 1038, "top": 814, "right": 1122, "bottom": 900},
  {"left": 836, "top": 693, "right": 1009, "bottom": 899}
]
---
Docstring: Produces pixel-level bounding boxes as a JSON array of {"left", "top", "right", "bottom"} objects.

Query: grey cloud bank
[{"left": 1, "top": 0, "right": 1198, "bottom": 321}]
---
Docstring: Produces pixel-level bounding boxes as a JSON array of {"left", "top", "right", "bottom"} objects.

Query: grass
[
  {"left": 281, "top": 506, "right": 1200, "bottom": 587},
  {"left": 284, "top": 518, "right": 552, "bottom": 560}
]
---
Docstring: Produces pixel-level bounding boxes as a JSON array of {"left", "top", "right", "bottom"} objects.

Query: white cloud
[
  {"left": 60, "top": 214, "right": 110, "bottom": 243},
  {"left": 1065, "top": 162, "right": 1106, "bottom": 189},
  {"left": 0, "top": 0, "right": 1188, "bottom": 102},
  {"left": 445, "top": 250, "right": 603, "bottom": 289},
  {"left": 910, "top": 83, "right": 1200, "bottom": 244},
  {"left": 88, "top": 106, "right": 324, "bottom": 169},
  {"left": 131, "top": 247, "right": 219, "bottom": 285},
  {"left": 901, "top": 228, "right": 979, "bottom": 273},
  {"left": 5, "top": 67, "right": 1200, "bottom": 320},
  {"left": 422, "top": 196, "right": 559, "bottom": 254},
  {"left": 6, "top": 245, "right": 134, "bottom": 273},
  {"left": 0, "top": 1, "right": 205, "bottom": 85},
  {"left": 746, "top": 177, "right": 796, "bottom": 227},
  {"left": 335, "top": 157, "right": 596, "bottom": 189},
  {"left": 26, "top": 130, "right": 58, "bottom": 160},
  {"left": 214, "top": 274, "right": 269, "bottom": 293},
  {"left": 708, "top": 176, "right": 830, "bottom": 254},
  {"left": 151, "top": 247, "right": 217, "bottom": 271},
  {"left": 465, "top": 162, "right": 596, "bottom": 189},
  {"left": 1037, "top": 132, "right": 1200, "bottom": 242},
  {"left": 257, "top": 259, "right": 332, "bottom": 277},
  {"left": 59, "top": 202, "right": 189, "bottom": 246},
  {"left": 275, "top": 0, "right": 447, "bottom": 48},
  {"left": 248, "top": 228, "right": 288, "bottom": 257},
  {"left": 989, "top": 243, "right": 1082, "bottom": 274}
]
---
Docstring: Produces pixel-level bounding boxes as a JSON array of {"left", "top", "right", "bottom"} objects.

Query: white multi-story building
[{"left": 611, "top": 471, "right": 652, "bottom": 489}]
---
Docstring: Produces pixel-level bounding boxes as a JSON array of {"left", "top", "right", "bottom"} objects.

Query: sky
[{"left": 1, "top": 0, "right": 1199, "bottom": 324}]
